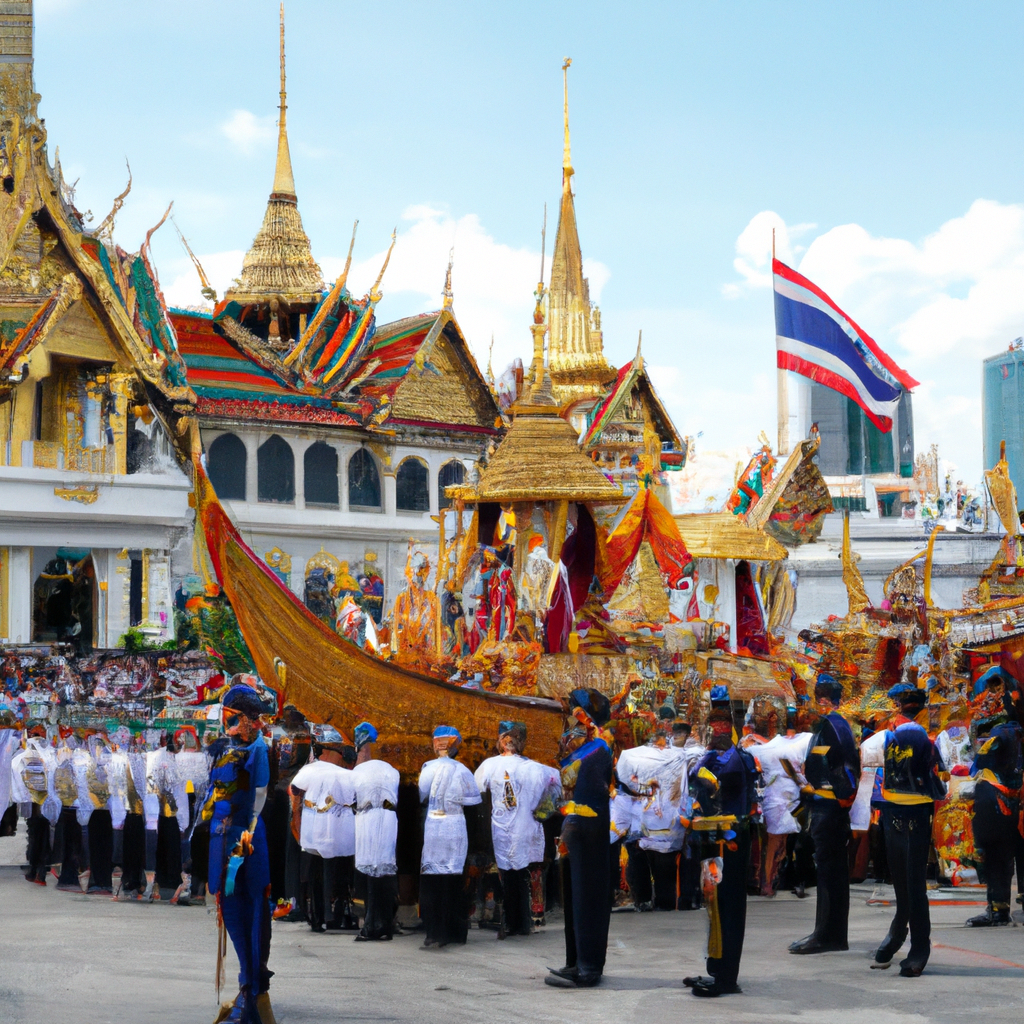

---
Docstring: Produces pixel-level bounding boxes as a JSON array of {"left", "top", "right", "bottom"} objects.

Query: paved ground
[{"left": 3, "top": 833, "right": 1024, "bottom": 1024}]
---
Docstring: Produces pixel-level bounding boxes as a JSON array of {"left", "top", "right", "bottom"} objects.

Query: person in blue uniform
[
  {"left": 967, "top": 679, "right": 1023, "bottom": 927},
  {"left": 200, "top": 684, "right": 273, "bottom": 1024},
  {"left": 871, "top": 684, "right": 946, "bottom": 977},
  {"left": 790, "top": 674, "right": 860, "bottom": 954},
  {"left": 682, "top": 689, "right": 758, "bottom": 998},
  {"left": 545, "top": 688, "right": 613, "bottom": 989}
]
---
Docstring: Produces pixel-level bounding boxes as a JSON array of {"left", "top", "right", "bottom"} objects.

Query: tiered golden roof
[
  {"left": 547, "top": 58, "right": 614, "bottom": 401},
  {"left": 452, "top": 371, "right": 623, "bottom": 505},
  {"left": 225, "top": 5, "right": 324, "bottom": 306}
]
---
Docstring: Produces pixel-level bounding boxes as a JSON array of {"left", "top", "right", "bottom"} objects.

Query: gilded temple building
[
  {"left": 170, "top": 11, "right": 500, "bottom": 618},
  {"left": 542, "top": 60, "right": 684, "bottom": 501},
  {"left": 0, "top": 1, "right": 195, "bottom": 647}
]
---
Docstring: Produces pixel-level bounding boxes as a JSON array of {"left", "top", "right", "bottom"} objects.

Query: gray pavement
[{"left": 2, "top": 863, "right": 1024, "bottom": 1024}]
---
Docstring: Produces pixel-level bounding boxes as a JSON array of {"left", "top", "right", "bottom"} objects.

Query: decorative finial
[
  {"left": 442, "top": 246, "right": 454, "bottom": 311},
  {"left": 174, "top": 219, "right": 217, "bottom": 303},
  {"left": 635, "top": 328, "right": 643, "bottom": 367},
  {"left": 487, "top": 334, "right": 494, "bottom": 382},
  {"left": 534, "top": 204, "right": 547, "bottom": 324},
  {"left": 562, "top": 57, "right": 573, "bottom": 188},
  {"left": 272, "top": 3, "right": 297, "bottom": 198},
  {"left": 371, "top": 229, "right": 398, "bottom": 299}
]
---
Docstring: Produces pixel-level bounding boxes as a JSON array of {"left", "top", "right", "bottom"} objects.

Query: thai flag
[{"left": 773, "top": 258, "right": 918, "bottom": 433}]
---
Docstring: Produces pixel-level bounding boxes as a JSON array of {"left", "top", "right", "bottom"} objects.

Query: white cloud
[
  {"left": 725, "top": 210, "right": 816, "bottom": 296},
  {"left": 162, "top": 250, "right": 245, "bottom": 309},
  {"left": 220, "top": 110, "right": 276, "bottom": 154},
  {"left": 728, "top": 199, "right": 1024, "bottom": 480}
]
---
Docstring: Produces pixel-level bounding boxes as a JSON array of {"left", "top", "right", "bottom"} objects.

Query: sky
[{"left": 30, "top": 0, "right": 1024, "bottom": 482}]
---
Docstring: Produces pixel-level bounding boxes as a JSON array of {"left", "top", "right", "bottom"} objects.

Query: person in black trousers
[
  {"left": 790, "top": 675, "right": 860, "bottom": 954},
  {"left": 681, "top": 692, "right": 759, "bottom": 998},
  {"left": 24, "top": 803, "right": 51, "bottom": 885},
  {"left": 546, "top": 689, "right": 613, "bottom": 989},
  {"left": 871, "top": 685, "right": 946, "bottom": 977},
  {"left": 967, "top": 709, "right": 1022, "bottom": 926}
]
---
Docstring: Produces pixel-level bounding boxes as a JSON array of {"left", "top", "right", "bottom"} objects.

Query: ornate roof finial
[
  {"left": 635, "top": 328, "right": 643, "bottom": 368},
  {"left": 227, "top": 3, "right": 323, "bottom": 304},
  {"left": 272, "top": 3, "right": 296, "bottom": 199},
  {"left": 442, "top": 246, "right": 454, "bottom": 311},
  {"left": 562, "top": 57, "right": 573, "bottom": 189}
]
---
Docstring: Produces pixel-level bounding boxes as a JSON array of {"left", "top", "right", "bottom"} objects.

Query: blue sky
[{"left": 32, "top": 0, "right": 1024, "bottom": 480}]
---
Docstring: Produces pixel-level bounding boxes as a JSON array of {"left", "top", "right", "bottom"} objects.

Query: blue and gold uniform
[
  {"left": 546, "top": 689, "right": 613, "bottom": 990},
  {"left": 200, "top": 685, "right": 272, "bottom": 1024},
  {"left": 685, "top": 723, "right": 758, "bottom": 997},
  {"left": 872, "top": 684, "right": 946, "bottom": 977},
  {"left": 791, "top": 675, "right": 859, "bottom": 954},
  {"left": 969, "top": 717, "right": 1023, "bottom": 925}
]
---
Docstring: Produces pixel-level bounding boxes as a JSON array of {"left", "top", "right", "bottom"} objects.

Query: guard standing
[
  {"left": 871, "top": 684, "right": 946, "bottom": 977},
  {"left": 545, "top": 689, "right": 614, "bottom": 989},
  {"left": 200, "top": 684, "right": 274, "bottom": 1024},
  {"left": 682, "top": 687, "right": 759, "bottom": 998},
  {"left": 790, "top": 675, "right": 859, "bottom": 953},
  {"left": 967, "top": 683, "right": 1023, "bottom": 927}
]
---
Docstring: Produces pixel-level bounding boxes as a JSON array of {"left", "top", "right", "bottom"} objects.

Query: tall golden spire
[
  {"left": 226, "top": 3, "right": 324, "bottom": 307},
  {"left": 272, "top": 3, "right": 296, "bottom": 198},
  {"left": 547, "top": 57, "right": 612, "bottom": 400},
  {"left": 562, "top": 57, "right": 573, "bottom": 188}
]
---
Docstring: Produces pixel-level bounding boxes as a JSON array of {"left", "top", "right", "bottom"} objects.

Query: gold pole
[
  {"left": 923, "top": 524, "right": 941, "bottom": 609},
  {"left": 550, "top": 500, "right": 569, "bottom": 564},
  {"left": 777, "top": 369, "right": 789, "bottom": 457}
]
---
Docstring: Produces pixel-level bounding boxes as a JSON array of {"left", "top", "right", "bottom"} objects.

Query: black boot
[
  {"left": 871, "top": 926, "right": 908, "bottom": 967},
  {"left": 967, "top": 905, "right": 1011, "bottom": 927}
]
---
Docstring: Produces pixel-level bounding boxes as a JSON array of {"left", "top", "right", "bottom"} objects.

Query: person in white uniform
[
  {"left": 615, "top": 716, "right": 692, "bottom": 910},
  {"left": 417, "top": 725, "right": 482, "bottom": 947},
  {"left": 750, "top": 731, "right": 812, "bottom": 896},
  {"left": 475, "top": 721, "right": 560, "bottom": 936},
  {"left": 290, "top": 724, "right": 357, "bottom": 932},
  {"left": 351, "top": 721, "right": 400, "bottom": 941}
]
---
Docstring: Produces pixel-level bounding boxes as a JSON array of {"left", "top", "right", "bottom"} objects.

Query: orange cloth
[{"left": 599, "top": 487, "right": 691, "bottom": 596}]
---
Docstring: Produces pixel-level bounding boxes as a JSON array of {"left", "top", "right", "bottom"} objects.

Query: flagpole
[{"left": 774, "top": 228, "right": 790, "bottom": 456}]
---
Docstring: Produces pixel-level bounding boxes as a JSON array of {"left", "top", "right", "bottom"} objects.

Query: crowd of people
[{"left": 3, "top": 669, "right": 1023, "bottom": 1022}]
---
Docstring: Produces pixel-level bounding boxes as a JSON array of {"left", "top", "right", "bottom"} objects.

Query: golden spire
[
  {"left": 547, "top": 57, "right": 612, "bottom": 399},
  {"left": 562, "top": 57, "right": 573, "bottom": 188},
  {"left": 226, "top": 3, "right": 323, "bottom": 306},
  {"left": 272, "top": 3, "right": 296, "bottom": 199}
]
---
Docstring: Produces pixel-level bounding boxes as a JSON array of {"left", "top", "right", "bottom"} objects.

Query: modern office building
[{"left": 983, "top": 342, "right": 1024, "bottom": 501}]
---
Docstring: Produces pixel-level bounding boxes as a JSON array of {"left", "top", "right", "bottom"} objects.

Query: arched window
[
  {"left": 396, "top": 457, "right": 430, "bottom": 512},
  {"left": 437, "top": 459, "right": 466, "bottom": 510},
  {"left": 257, "top": 435, "right": 295, "bottom": 504},
  {"left": 208, "top": 433, "right": 246, "bottom": 500},
  {"left": 304, "top": 442, "right": 339, "bottom": 507},
  {"left": 348, "top": 448, "right": 381, "bottom": 510}
]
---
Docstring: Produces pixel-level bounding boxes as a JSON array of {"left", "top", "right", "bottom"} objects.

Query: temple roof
[
  {"left": 674, "top": 513, "right": 787, "bottom": 561},
  {"left": 0, "top": 6, "right": 194, "bottom": 409},
  {"left": 224, "top": 6, "right": 324, "bottom": 306},
  {"left": 451, "top": 376, "right": 623, "bottom": 504},
  {"left": 582, "top": 348, "right": 682, "bottom": 452},
  {"left": 171, "top": 305, "right": 499, "bottom": 434}
]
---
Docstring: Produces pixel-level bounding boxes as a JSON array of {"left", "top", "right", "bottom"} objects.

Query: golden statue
[{"left": 392, "top": 550, "right": 440, "bottom": 675}]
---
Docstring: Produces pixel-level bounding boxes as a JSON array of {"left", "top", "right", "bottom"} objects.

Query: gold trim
[{"left": 54, "top": 485, "right": 98, "bottom": 504}]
